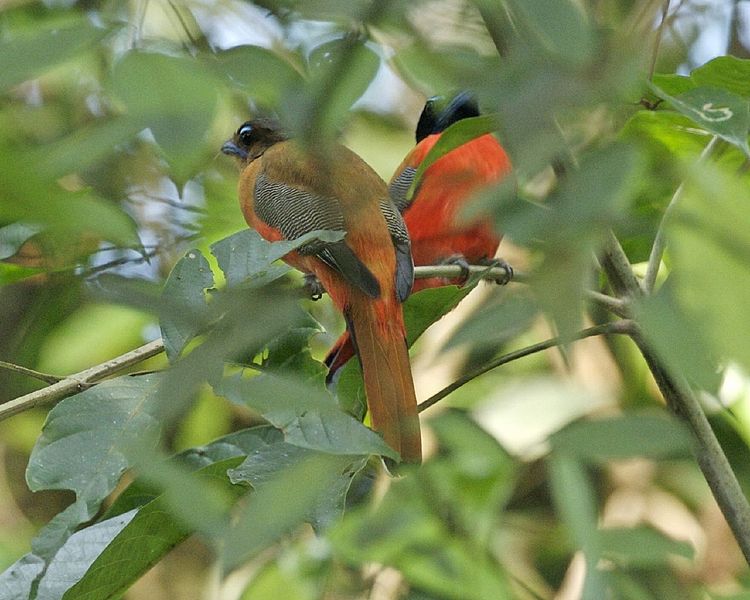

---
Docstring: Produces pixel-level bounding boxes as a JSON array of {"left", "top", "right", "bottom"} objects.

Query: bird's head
[
  {"left": 415, "top": 91, "right": 480, "bottom": 143},
  {"left": 221, "top": 118, "right": 288, "bottom": 165}
]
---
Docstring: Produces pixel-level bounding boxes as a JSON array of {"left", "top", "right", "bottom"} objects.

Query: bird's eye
[{"left": 237, "top": 124, "right": 253, "bottom": 146}]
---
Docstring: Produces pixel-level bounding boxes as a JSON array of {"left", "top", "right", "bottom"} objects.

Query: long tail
[{"left": 347, "top": 297, "right": 421, "bottom": 464}]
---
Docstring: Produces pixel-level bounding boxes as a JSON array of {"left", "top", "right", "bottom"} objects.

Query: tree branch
[
  {"left": 418, "top": 320, "right": 634, "bottom": 413},
  {"left": 0, "top": 339, "right": 165, "bottom": 421},
  {"left": 414, "top": 263, "right": 517, "bottom": 282},
  {"left": 0, "top": 361, "right": 62, "bottom": 385},
  {"left": 601, "top": 230, "right": 750, "bottom": 565}
]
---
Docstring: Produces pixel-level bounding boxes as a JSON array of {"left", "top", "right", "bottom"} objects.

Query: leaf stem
[
  {"left": 643, "top": 135, "right": 719, "bottom": 293},
  {"left": 418, "top": 320, "right": 633, "bottom": 413},
  {"left": 0, "top": 339, "right": 165, "bottom": 421}
]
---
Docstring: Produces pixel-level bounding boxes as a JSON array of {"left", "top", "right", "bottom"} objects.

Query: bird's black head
[
  {"left": 414, "top": 91, "right": 481, "bottom": 143},
  {"left": 221, "top": 118, "right": 288, "bottom": 165}
]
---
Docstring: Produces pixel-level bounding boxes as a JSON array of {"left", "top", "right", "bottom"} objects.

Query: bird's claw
[
  {"left": 479, "top": 257, "right": 513, "bottom": 285},
  {"left": 304, "top": 273, "right": 325, "bottom": 300},
  {"left": 441, "top": 254, "right": 471, "bottom": 281}
]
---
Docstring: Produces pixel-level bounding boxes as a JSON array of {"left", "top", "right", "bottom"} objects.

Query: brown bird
[
  {"left": 222, "top": 118, "right": 421, "bottom": 464},
  {"left": 325, "top": 92, "right": 513, "bottom": 380}
]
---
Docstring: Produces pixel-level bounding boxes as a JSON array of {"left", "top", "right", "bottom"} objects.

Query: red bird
[
  {"left": 325, "top": 92, "right": 512, "bottom": 379},
  {"left": 222, "top": 119, "right": 421, "bottom": 464}
]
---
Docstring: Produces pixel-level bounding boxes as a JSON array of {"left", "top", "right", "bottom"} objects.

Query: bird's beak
[{"left": 221, "top": 140, "right": 248, "bottom": 159}]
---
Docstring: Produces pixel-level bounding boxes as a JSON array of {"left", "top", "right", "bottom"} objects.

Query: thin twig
[
  {"left": 601, "top": 232, "right": 750, "bottom": 565},
  {"left": 0, "top": 361, "right": 62, "bottom": 385},
  {"left": 586, "top": 290, "right": 629, "bottom": 318},
  {"left": 0, "top": 339, "right": 165, "bottom": 421},
  {"left": 648, "top": 1, "right": 671, "bottom": 81},
  {"left": 643, "top": 136, "right": 719, "bottom": 293},
  {"left": 418, "top": 320, "right": 634, "bottom": 413}
]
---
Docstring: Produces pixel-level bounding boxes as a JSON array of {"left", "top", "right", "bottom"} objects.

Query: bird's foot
[
  {"left": 304, "top": 273, "right": 326, "bottom": 300},
  {"left": 479, "top": 257, "right": 514, "bottom": 285},
  {"left": 440, "top": 254, "right": 471, "bottom": 281}
]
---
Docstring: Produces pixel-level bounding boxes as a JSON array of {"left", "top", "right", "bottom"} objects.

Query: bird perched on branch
[
  {"left": 325, "top": 92, "right": 513, "bottom": 380},
  {"left": 222, "top": 118, "right": 421, "bottom": 464}
]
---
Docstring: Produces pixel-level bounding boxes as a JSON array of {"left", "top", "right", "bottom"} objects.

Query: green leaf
[
  {"left": 0, "top": 262, "right": 45, "bottom": 285},
  {"left": 211, "top": 45, "right": 303, "bottom": 105},
  {"left": 36, "top": 510, "right": 137, "bottom": 600},
  {"left": 428, "top": 411, "right": 517, "bottom": 542},
  {"left": 0, "top": 147, "right": 140, "bottom": 248},
  {"left": 650, "top": 74, "right": 695, "bottom": 97},
  {"left": 637, "top": 161, "right": 750, "bottom": 387},
  {"left": 229, "top": 442, "right": 367, "bottom": 531},
  {"left": 635, "top": 284, "right": 721, "bottom": 391},
  {"left": 0, "top": 555, "right": 45, "bottom": 600},
  {"left": 111, "top": 51, "right": 219, "bottom": 175},
  {"left": 409, "top": 116, "right": 498, "bottom": 201},
  {"left": 31, "top": 118, "right": 146, "bottom": 180},
  {"left": 551, "top": 413, "right": 694, "bottom": 463},
  {"left": 223, "top": 453, "right": 356, "bottom": 572},
  {"left": 548, "top": 455, "right": 606, "bottom": 599},
  {"left": 690, "top": 56, "right": 750, "bottom": 99},
  {"left": 216, "top": 372, "right": 397, "bottom": 459},
  {"left": 210, "top": 229, "right": 345, "bottom": 289},
  {"left": 63, "top": 457, "right": 247, "bottom": 600},
  {"left": 289, "top": 38, "right": 380, "bottom": 139},
  {"left": 599, "top": 526, "right": 693, "bottom": 568},
  {"left": 0, "top": 19, "right": 110, "bottom": 92},
  {"left": 104, "top": 426, "right": 282, "bottom": 519},
  {"left": 650, "top": 83, "right": 750, "bottom": 156},
  {"left": 502, "top": 0, "right": 594, "bottom": 66},
  {"left": 159, "top": 249, "right": 214, "bottom": 362},
  {"left": 444, "top": 288, "right": 539, "bottom": 351},
  {"left": 26, "top": 374, "right": 162, "bottom": 559},
  {"left": 329, "top": 427, "right": 513, "bottom": 600}
]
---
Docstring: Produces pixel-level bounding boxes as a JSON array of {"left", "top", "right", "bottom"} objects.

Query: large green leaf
[
  {"left": 408, "top": 115, "right": 499, "bottom": 200},
  {"left": 211, "top": 45, "right": 303, "bottom": 106},
  {"left": 637, "top": 161, "right": 750, "bottom": 388},
  {"left": 548, "top": 455, "right": 606, "bottom": 599},
  {"left": 501, "top": 0, "right": 594, "bottom": 66},
  {"left": 223, "top": 453, "right": 357, "bottom": 572},
  {"left": 111, "top": 51, "right": 219, "bottom": 175},
  {"left": 690, "top": 56, "right": 750, "bottom": 99},
  {"left": 0, "top": 18, "right": 110, "bottom": 92},
  {"left": 599, "top": 526, "right": 693, "bottom": 568},
  {"left": 159, "top": 249, "right": 214, "bottom": 362},
  {"left": 551, "top": 413, "right": 694, "bottom": 462},
  {"left": 216, "top": 372, "right": 397, "bottom": 459},
  {"left": 210, "top": 229, "right": 345, "bottom": 289},
  {"left": 650, "top": 83, "right": 750, "bottom": 157},
  {"left": 0, "top": 146, "right": 140, "bottom": 248},
  {"left": 26, "top": 375, "right": 162, "bottom": 559}
]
